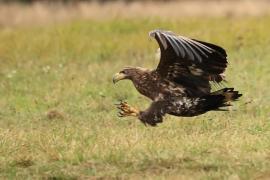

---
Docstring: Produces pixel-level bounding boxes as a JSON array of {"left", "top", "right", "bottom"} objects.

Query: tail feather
[
  {"left": 211, "top": 88, "right": 242, "bottom": 101},
  {"left": 202, "top": 88, "right": 242, "bottom": 111}
]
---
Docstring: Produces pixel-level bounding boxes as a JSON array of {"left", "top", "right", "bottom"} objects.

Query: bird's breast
[{"left": 133, "top": 77, "right": 160, "bottom": 100}]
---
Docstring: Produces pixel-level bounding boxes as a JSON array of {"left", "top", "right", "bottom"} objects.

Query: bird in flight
[{"left": 113, "top": 30, "right": 242, "bottom": 126}]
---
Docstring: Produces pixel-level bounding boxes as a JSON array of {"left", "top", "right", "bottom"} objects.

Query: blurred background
[{"left": 0, "top": 0, "right": 270, "bottom": 27}]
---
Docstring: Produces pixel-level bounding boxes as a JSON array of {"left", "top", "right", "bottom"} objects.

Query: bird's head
[{"left": 113, "top": 67, "right": 149, "bottom": 84}]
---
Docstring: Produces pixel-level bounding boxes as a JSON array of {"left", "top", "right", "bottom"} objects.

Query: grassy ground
[{"left": 0, "top": 16, "right": 270, "bottom": 179}]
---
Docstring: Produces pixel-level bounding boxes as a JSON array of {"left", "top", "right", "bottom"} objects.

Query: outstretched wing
[{"left": 149, "top": 30, "right": 228, "bottom": 96}]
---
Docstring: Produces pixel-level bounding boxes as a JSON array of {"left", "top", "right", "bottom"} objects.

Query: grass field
[{"left": 0, "top": 15, "right": 270, "bottom": 179}]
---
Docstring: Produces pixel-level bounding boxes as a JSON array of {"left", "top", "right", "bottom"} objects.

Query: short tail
[{"left": 202, "top": 88, "right": 242, "bottom": 111}]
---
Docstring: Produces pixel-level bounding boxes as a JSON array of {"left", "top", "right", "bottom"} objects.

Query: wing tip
[
  {"left": 149, "top": 30, "right": 156, "bottom": 38},
  {"left": 149, "top": 29, "right": 175, "bottom": 38},
  {"left": 149, "top": 29, "right": 163, "bottom": 38}
]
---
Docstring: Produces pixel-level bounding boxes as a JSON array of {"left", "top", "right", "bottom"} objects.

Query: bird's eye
[{"left": 120, "top": 70, "right": 125, "bottom": 74}]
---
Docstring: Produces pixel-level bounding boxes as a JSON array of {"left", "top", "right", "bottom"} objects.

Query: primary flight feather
[{"left": 113, "top": 30, "right": 242, "bottom": 126}]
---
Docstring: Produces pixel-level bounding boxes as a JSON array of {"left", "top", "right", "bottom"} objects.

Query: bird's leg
[{"left": 115, "top": 100, "right": 139, "bottom": 117}]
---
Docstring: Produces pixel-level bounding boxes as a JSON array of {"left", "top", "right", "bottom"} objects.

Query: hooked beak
[{"left": 113, "top": 72, "right": 126, "bottom": 84}]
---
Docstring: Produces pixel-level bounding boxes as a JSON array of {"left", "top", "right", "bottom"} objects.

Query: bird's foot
[{"left": 115, "top": 100, "right": 139, "bottom": 117}]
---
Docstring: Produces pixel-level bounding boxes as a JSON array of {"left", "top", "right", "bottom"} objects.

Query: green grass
[{"left": 0, "top": 17, "right": 270, "bottom": 179}]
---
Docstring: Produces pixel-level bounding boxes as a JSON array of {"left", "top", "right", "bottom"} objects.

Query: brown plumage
[{"left": 113, "top": 30, "right": 242, "bottom": 126}]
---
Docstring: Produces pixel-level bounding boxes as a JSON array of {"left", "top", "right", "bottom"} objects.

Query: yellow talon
[{"left": 116, "top": 101, "right": 139, "bottom": 117}]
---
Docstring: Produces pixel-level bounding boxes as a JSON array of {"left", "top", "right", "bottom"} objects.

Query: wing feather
[
  {"left": 178, "top": 37, "right": 200, "bottom": 61},
  {"left": 182, "top": 37, "right": 210, "bottom": 58},
  {"left": 149, "top": 29, "right": 228, "bottom": 96},
  {"left": 174, "top": 38, "right": 187, "bottom": 58}
]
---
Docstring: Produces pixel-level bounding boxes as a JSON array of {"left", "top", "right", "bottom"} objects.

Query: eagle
[{"left": 113, "top": 30, "right": 242, "bottom": 126}]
